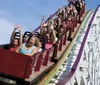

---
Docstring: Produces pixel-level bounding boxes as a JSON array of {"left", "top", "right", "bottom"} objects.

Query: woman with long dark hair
[{"left": 9, "top": 25, "right": 22, "bottom": 51}]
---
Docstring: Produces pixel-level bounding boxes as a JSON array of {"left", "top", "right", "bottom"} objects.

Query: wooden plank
[
  {"left": 57, "top": 41, "right": 70, "bottom": 59},
  {"left": 25, "top": 62, "right": 54, "bottom": 84}
]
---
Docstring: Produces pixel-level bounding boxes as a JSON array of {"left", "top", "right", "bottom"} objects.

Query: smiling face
[
  {"left": 12, "top": 39, "right": 19, "bottom": 47},
  {"left": 43, "top": 26, "right": 48, "bottom": 33},
  {"left": 27, "top": 37, "right": 35, "bottom": 47}
]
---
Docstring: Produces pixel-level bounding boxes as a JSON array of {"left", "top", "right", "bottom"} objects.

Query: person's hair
[
  {"left": 34, "top": 38, "right": 40, "bottom": 47},
  {"left": 12, "top": 38, "right": 20, "bottom": 46},
  {"left": 68, "top": 1, "right": 74, "bottom": 6}
]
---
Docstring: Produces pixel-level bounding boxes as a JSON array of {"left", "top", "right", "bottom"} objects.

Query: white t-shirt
[{"left": 38, "top": 48, "right": 42, "bottom": 52}]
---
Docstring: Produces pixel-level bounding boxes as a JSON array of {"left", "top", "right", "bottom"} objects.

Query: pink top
[
  {"left": 45, "top": 44, "right": 52, "bottom": 50},
  {"left": 9, "top": 47, "right": 17, "bottom": 51},
  {"left": 45, "top": 42, "right": 53, "bottom": 50}
]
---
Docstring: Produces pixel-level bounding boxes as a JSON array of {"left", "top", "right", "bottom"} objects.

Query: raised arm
[
  {"left": 47, "top": 14, "right": 52, "bottom": 26},
  {"left": 18, "top": 26, "right": 22, "bottom": 46},
  {"left": 41, "top": 16, "right": 45, "bottom": 27},
  {"left": 10, "top": 24, "right": 19, "bottom": 43},
  {"left": 40, "top": 16, "right": 45, "bottom": 34},
  {"left": 15, "top": 45, "right": 22, "bottom": 53}
]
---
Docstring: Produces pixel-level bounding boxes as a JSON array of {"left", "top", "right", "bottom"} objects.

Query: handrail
[{"left": 56, "top": 5, "right": 100, "bottom": 85}]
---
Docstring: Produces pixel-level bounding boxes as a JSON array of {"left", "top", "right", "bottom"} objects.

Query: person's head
[
  {"left": 34, "top": 38, "right": 42, "bottom": 48},
  {"left": 38, "top": 42, "right": 42, "bottom": 48},
  {"left": 34, "top": 38, "right": 39, "bottom": 47},
  {"left": 60, "top": 28, "right": 64, "bottom": 34},
  {"left": 43, "top": 24, "right": 49, "bottom": 34},
  {"left": 78, "top": 0, "right": 81, "bottom": 2},
  {"left": 44, "top": 26, "right": 48, "bottom": 32},
  {"left": 12, "top": 38, "right": 19, "bottom": 47},
  {"left": 69, "top": 2, "right": 74, "bottom": 9},
  {"left": 27, "top": 36, "right": 36, "bottom": 47},
  {"left": 63, "top": 21, "right": 66, "bottom": 25},
  {"left": 78, "top": 0, "right": 83, "bottom": 3},
  {"left": 66, "top": 6, "right": 70, "bottom": 11},
  {"left": 50, "top": 19, "right": 54, "bottom": 25},
  {"left": 73, "top": 6, "right": 76, "bottom": 10}
]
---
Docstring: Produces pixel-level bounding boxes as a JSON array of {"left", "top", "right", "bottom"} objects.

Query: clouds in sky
[
  {"left": 0, "top": 17, "right": 13, "bottom": 44},
  {"left": 0, "top": 10, "right": 27, "bottom": 44}
]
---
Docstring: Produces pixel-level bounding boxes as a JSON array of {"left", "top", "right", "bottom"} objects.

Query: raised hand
[
  {"left": 14, "top": 24, "right": 19, "bottom": 30},
  {"left": 18, "top": 26, "right": 22, "bottom": 31},
  {"left": 58, "top": 8, "right": 61, "bottom": 12}
]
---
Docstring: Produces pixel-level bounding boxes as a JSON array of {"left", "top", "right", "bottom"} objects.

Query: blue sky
[{"left": 0, "top": 0, "right": 100, "bottom": 44}]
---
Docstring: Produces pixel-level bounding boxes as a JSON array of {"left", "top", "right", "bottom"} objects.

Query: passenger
[
  {"left": 49, "top": 29, "right": 58, "bottom": 43},
  {"left": 73, "top": 6, "right": 78, "bottom": 18},
  {"left": 68, "top": 2, "right": 73, "bottom": 11},
  {"left": 15, "top": 36, "right": 38, "bottom": 56},
  {"left": 62, "top": 21, "right": 67, "bottom": 32},
  {"left": 43, "top": 23, "right": 49, "bottom": 35},
  {"left": 54, "top": 13, "right": 62, "bottom": 39},
  {"left": 40, "top": 16, "right": 51, "bottom": 36},
  {"left": 65, "top": 6, "right": 71, "bottom": 19},
  {"left": 35, "top": 38, "right": 43, "bottom": 52},
  {"left": 54, "top": 15, "right": 59, "bottom": 32},
  {"left": 79, "top": 0, "right": 85, "bottom": 8},
  {"left": 40, "top": 16, "right": 45, "bottom": 35},
  {"left": 69, "top": 2, "right": 77, "bottom": 18},
  {"left": 58, "top": 6, "right": 65, "bottom": 20},
  {"left": 38, "top": 42, "right": 43, "bottom": 52},
  {"left": 9, "top": 25, "right": 22, "bottom": 51},
  {"left": 48, "top": 18, "right": 58, "bottom": 43},
  {"left": 59, "top": 25, "right": 64, "bottom": 36},
  {"left": 67, "top": 15, "right": 73, "bottom": 40},
  {"left": 41, "top": 18, "right": 57, "bottom": 49},
  {"left": 75, "top": 0, "right": 81, "bottom": 14}
]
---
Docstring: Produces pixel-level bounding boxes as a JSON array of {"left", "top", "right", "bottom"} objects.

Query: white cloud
[
  {"left": 0, "top": 17, "right": 14, "bottom": 44},
  {"left": 0, "top": 18, "right": 28, "bottom": 45},
  {"left": 0, "top": 9, "right": 28, "bottom": 45}
]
